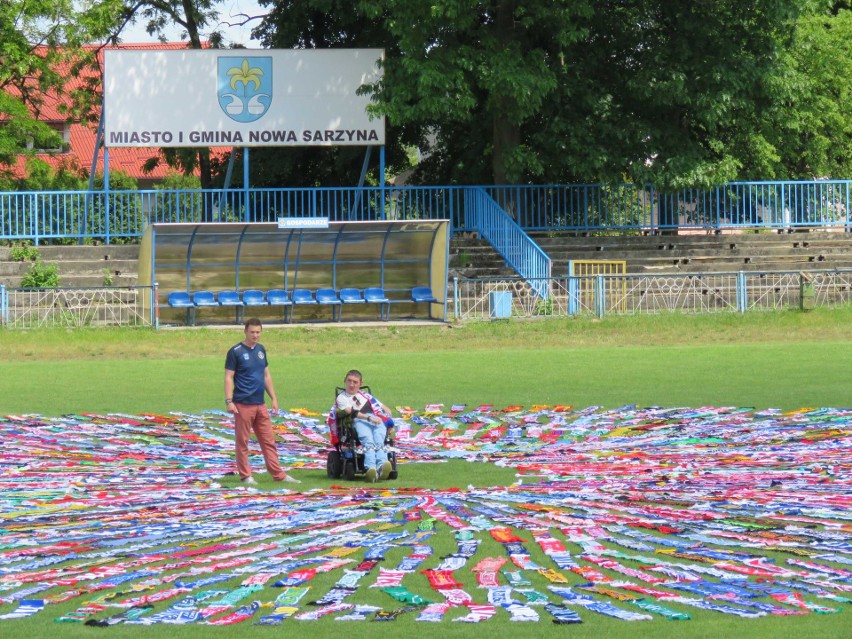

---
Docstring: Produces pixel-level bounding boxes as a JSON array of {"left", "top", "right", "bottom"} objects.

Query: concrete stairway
[
  {"left": 532, "top": 230, "right": 852, "bottom": 275},
  {"left": 449, "top": 235, "right": 519, "bottom": 280},
  {"left": 0, "top": 245, "right": 140, "bottom": 288},
  {"left": 450, "top": 230, "right": 852, "bottom": 281},
  {"left": 3, "top": 231, "right": 849, "bottom": 290}
]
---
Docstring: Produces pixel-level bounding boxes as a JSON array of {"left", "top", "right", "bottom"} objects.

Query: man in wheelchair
[{"left": 327, "top": 369, "right": 397, "bottom": 482}]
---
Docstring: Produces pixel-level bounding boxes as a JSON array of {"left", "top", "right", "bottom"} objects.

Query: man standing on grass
[{"left": 225, "top": 318, "right": 300, "bottom": 485}]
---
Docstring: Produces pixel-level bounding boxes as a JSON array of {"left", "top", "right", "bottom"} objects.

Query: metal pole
[
  {"left": 736, "top": 271, "right": 747, "bottom": 313},
  {"left": 595, "top": 274, "right": 605, "bottom": 318},
  {"left": 104, "top": 146, "right": 111, "bottom": 244},
  {"left": 153, "top": 282, "right": 159, "bottom": 330},
  {"left": 453, "top": 277, "right": 459, "bottom": 320},
  {"left": 84, "top": 101, "right": 105, "bottom": 244},
  {"left": 379, "top": 145, "right": 386, "bottom": 220},
  {"left": 243, "top": 147, "right": 250, "bottom": 222}
]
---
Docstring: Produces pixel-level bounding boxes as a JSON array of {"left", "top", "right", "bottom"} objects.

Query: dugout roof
[{"left": 139, "top": 220, "right": 449, "bottom": 310}]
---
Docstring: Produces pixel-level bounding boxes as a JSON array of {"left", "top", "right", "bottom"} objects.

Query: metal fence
[
  {"left": 487, "top": 181, "right": 852, "bottom": 232},
  {"left": 451, "top": 270, "right": 852, "bottom": 320},
  {"left": 2, "top": 180, "right": 850, "bottom": 245},
  {"left": 2, "top": 271, "right": 848, "bottom": 328},
  {"left": 0, "top": 285, "right": 156, "bottom": 329}
]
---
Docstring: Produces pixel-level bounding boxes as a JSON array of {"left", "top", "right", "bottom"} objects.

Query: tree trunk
[
  {"left": 491, "top": 0, "right": 519, "bottom": 185},
  {"left": 183, "top": 0, "right": 215, "bottom": 221},
  {"left": 492, "top": 114, "right": 521, "bottom": 186}
]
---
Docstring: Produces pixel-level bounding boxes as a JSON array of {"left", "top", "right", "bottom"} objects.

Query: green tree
[
  {"left": 360, "top": 0, "right": 596, "bottom": 185},
  {"left": 0, "top": 0, "right": 122, "bottom": 176},
  {"left": 14, "top": 158, "right": 86, "bottom": 191},
  {"left": 257, "top": 1, "right": 835, "bottom": 188},
  {"left": 234, "top": 0, "right": 415, "bottom": 188},
  {"left": 113, "top": 0, "right": 227, "bottom": 219},
  {"left": 753, "top": 7, "right": 852, "bottom": 179},
  {"left": 369, "top": 1, "right": 820, "bottom": 187},
  {"left": 115, "top": 0, "right": 224, "bottom": 46}
]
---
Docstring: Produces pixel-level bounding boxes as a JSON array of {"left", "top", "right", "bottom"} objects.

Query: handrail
[{"left": 464, "top": 187, "right": 551, "bottom": 299}]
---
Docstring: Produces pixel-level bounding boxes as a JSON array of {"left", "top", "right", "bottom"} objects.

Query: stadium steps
[
  {"left": 3, "top": 231, "right": 849, "bottom": 289},
  {"left": 449, "top": 235, "right": 520, "bottom": 281},
  {"left": 530, "top": 230, "right": 852, "bottom": 275},
  {"left": 0, "top": 245, "right": 140, "bottom": 288}
]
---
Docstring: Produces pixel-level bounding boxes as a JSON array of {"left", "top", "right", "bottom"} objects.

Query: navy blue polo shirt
[{"left": 225, "top": 342, "right": 269, "bottom": 404}]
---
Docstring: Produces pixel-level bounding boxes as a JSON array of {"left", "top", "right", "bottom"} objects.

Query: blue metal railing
[
  {"left": 1, "top": 180, "right": 850, "bottom": 245},
  {"left": 465, "top": 187, "right": 551, "bottom": 299},
  {"left": 485, "top": 183, "right": 656, "bottom": 231}
]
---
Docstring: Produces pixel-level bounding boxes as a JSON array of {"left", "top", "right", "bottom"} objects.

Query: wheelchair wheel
[
  {"left": 388, "top": 454, "right": 398, "bottom": 480},
  {"left": 326, "top": 450, "right": 342, "bottom": 478},
  {"left": 343, "top": 458, "right": 357, "bottom": 481}
]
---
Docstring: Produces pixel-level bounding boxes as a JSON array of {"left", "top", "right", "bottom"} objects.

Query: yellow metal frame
[{"left": 568, "top": 260, "right": 627, "bottom": 313}]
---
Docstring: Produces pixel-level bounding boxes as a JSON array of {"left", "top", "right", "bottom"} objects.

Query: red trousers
[{"left": 233, "top": 403, "right": 286, "bottom": 481}]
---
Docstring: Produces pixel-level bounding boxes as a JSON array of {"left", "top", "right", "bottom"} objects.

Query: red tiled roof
[{"left": 5, "top": 42, "right": 223, "bottom": 183}]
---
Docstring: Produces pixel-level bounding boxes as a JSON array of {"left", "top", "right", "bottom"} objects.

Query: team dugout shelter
[{"left": 138, "top": 220, "right": 449, "bottom": 325}]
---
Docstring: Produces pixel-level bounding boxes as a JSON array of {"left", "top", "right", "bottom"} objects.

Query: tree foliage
[
  {"left": 115, "top": 0, "right": 223, "bottom": 47},
  {"left": 110, "top": 0, "right": 230, "bottom": 217},
  {"left": 3, "top": 0, "right": 851, "bottom": 192},
  {"left": 255, "top": 0, "right": 851, "bottom": 188},
  {"left": 0, "top": 0, "right": 123, "bottom": 172},
  {"left": 751, "top": 7, "right": 852, "bottom": 179},
  {"left": 235, "top": 0, "right": 415, "bottom": 188}
]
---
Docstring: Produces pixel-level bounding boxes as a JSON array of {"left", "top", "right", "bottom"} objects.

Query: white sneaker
[
  {"left": 379, "top": 461, "right": 392, "bottom": 480},
  {"left": 364, "top": 467, "right": 377, "bottom": 483},
  {"left": 241, "top": 476, "right": 257, "bottom": 485},
  {"left": 283, "top": 475, "right": 301, "bottom": 484}
]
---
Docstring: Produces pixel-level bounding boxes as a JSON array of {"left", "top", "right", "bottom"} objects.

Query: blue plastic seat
[
  {"left": 217, "top": 290, "right": 244, "bottom": 323},
  {"left": 266, "top": 289, "right": 292, "bottom": 323},
  {"left": 167, "top": 291, "right": 193, "bottom": 308},
  {"left": 217, "top": 290, "right": 243, "bottom": 307},
  {"left": 266, "top": 289, "right": 291, "bottom": 306},
  {"left": 292, "top": 288, "right": 317, "bottom": 305},
  {"left": 290, "top": 288, "right": 316, "bottom": 322},
  {"left": 167, "top": 291, "right": 195, "bottom": 325},
  {"left": 242, "top": 289, "right": 268, "bottom": 307},
  {"left": 339, "top": 288, "right": 365, "bottom": 304},
  {"left": 364, "top": 287, "right": 391, "bottom": 320},
  {"left": 338, "top": 287, "right": 364, "bottom": 320},
  {"left": 316, "top": 288, "right": 342, "bottom": 321},
  {"left": 410, "top": 286, "right": 438, "bottom": 303},
  {"left": 189, "top": 290, "right": 218, "bottom": 325},
  {"left": 192, "top": 290, "right": 218, "bottom": 306}
]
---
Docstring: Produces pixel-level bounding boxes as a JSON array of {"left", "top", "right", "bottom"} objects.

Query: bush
[
  {"left": 9, "top": 244, "right": 40, "bottom": 262},
  {"left": 20, "top": 258, "right": 60, "bottom": 288}
]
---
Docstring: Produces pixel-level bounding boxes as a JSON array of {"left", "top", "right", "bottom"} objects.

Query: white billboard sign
[{"left": 103, "top": 49, "right": 384, "bottom": 148}]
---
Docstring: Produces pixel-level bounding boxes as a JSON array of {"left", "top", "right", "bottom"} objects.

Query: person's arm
[
  {"left": 359, "top": 394, "right": 386, "bottom": 425},
  {"left": 367, "top": 393, "right": 392, "bottom": 418},
  {"left": 224, "top": 369, "right": 237, "bottom": 414},
  {"left": 264, "top": 367, "right": 279, "bottom": 412},
  {"left": 336, "top": 394, "right": 350, "bottom": 412}
]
